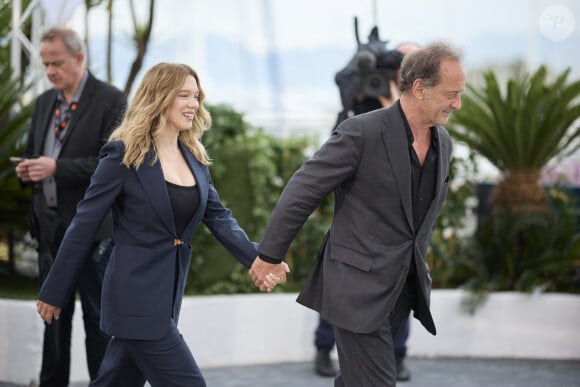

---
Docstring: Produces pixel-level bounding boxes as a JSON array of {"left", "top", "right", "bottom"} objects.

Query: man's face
[
  {"left": 422, "top": 58, "right": 465, "bottom": 126},
  {"left": 39, "top": 38, "right": 83, "bottom": 94}
]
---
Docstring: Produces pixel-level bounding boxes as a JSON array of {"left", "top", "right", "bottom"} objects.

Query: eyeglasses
[{"left": 54, "top": 102, "right": 77, "bottom": 141}]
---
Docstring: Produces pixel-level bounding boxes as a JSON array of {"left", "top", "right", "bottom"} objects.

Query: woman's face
[{"left": 167, "top": 75, "right": 200, "bottom": 133}]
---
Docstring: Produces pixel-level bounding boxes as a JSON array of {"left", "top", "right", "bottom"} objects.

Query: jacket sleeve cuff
[{"left": 257, "top": 253, "right": 283, "bottom": 264}]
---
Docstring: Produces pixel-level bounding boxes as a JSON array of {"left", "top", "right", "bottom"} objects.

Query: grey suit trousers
[{"left": 334, "top": 273, "right": 416, "bottom": 387}]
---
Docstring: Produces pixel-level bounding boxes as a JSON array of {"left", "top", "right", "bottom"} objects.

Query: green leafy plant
[
  {"left": 463, "top": 186, "right": 580, "bottom": 296},
  {"left": 427, "top": 151, "right": 478, "bottom": 288},
  {"left": 0, "top": 0, "right": 34, "bottom": 278},
  {"left": 0, "top": 1, "right": 34, "bottom": 230},
  {"left": 0, "top": 76, "right": 33, "bottom": 229},
  {"left": 446, "top": 66, "right": 580, "bottom": 301},
  {"left": 448, "top": 66, "right": 580, "bottom": 212}
]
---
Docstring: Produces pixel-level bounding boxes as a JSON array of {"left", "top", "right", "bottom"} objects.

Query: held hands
[
  {"left": 36, "top": 300, "right": 62, "bottom": 324},
  {"left": 249, "top": 257, "right": 290, "bottom": 292}
]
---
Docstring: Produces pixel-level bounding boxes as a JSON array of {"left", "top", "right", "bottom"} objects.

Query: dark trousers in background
[
  {"left": 315, "top": 313, "right": 411, "bottom": 358},
  {"left": 33, "top": 200, "right": 111, "bottom": 387},
  {"left": 39, "top": 250, "right": 110, "bottom": 386}
]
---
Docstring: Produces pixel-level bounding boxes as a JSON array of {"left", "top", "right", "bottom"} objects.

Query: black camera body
[{"left": 335, "top": 19, "right": 404, "bottom": 112}]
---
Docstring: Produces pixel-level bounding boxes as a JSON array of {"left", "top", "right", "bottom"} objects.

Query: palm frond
[{"left": 448, "top": 66, "right": 580, "bottom": 175}]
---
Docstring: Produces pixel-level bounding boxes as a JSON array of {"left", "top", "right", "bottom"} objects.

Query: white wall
[
  {"left": 1, "top": 290, "right": 579, "bottom": 384},
  {"left": 407, "top": 290, "right": 580, "bottom": 359}
]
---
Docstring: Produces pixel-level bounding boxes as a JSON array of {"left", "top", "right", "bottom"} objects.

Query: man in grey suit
[{"left": 251, "top": 41, "right": 465, "bottom": 386}]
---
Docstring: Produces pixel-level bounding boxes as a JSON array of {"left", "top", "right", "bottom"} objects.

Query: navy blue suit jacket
[{"left": 39, "top": 140, "right": 258, "bottom": 340}]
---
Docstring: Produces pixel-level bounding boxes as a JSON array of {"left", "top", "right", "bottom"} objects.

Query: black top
[{"left": 165, "top": 181, "right": 199, "bottom": 237}]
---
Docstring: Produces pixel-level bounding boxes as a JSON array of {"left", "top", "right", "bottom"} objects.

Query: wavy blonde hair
[{"left": 109, "top": 62, "right": 212, "bottom": 169}]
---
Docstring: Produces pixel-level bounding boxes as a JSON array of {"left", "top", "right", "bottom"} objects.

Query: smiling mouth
[{"left": 182, "top": 113, "right": 194, "bottom": 119}]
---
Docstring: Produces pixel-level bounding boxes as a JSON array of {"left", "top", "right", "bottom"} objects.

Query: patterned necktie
[{"left": 54, "top": 101, "right": 77, "bottom": 142}]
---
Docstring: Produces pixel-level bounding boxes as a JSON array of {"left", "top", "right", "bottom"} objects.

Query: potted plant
[{"left": 447, "top": 66, "right": 580, "bottom": 296}]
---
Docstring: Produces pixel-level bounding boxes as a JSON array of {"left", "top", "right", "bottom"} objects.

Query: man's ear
[
  {"left": 75, "top": 51, "right": 84, "bottom": 65},
  {"left": 412, "top": 79, "right": 432, "bottom": 101},
  {"left": 412, "top": 79, "right": 425, "bottom": 99}
]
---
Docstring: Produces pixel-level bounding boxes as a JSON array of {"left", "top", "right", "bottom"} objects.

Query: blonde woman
[{"left": 36, "top": 62, "right": 288, "bottom": 386}]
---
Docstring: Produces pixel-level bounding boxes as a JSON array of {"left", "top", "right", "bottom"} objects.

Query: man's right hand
[
  {"left": 14, "top": 159, "right": 31, "bottom": 182},
  {"left": 17, "top": 156, "right": 56, "bottom": 182}
]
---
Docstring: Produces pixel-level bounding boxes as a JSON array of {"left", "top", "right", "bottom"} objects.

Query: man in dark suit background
[
  {"left": 14, "top": 27, "right": 127, "bottom": 386},
  {"left": 251, "top": 41, "right": 465, "bottom": 386}
]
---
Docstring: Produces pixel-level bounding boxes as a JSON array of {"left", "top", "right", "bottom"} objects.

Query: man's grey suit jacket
[{"left": 259, "top": 103, "right": 452, "bottom": 336}]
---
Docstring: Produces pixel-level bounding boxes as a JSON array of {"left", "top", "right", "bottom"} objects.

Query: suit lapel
[
  {"left": 135, "top": 141, "right": 208, "bottom": 239},
  {"left": 381, "top": 109, "right": 414, "bottom": 232},
  {"left": 433, "top": 126, "right": 448, "bottom": 204},
  {"left": 180, "top": 141, "right": 207, "bottom": 237},
  {"left": 136, "top": 147, "right": 177, "bottom": 236},
  {"left": 418, "top": 126, "right": 449, "bottom": 238},
  {"left": 34, "top": 92, "right": 58, "bottom": 156},
  {"left": 59, "top": 73, "right": 96, "bottom": 148}
]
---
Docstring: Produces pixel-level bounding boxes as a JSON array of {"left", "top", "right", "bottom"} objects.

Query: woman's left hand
[{"left": 36, "top": 300, "right": 62, "bottom": 324}]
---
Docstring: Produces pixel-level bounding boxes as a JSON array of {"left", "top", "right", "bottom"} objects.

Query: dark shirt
[
  {"left": 397, "top": 101, "right": 438, "bottom": 233},
  {"left": 165, "top": 181, "right": 199, "bottom": 237}
]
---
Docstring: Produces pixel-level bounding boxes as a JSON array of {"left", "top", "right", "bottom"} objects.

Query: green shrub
[
  {"left": 462, "top": 186, "right": 580, "bottom": 296},
  {"left": 427, "top": 151, "right": 478, "bottom": 288}
]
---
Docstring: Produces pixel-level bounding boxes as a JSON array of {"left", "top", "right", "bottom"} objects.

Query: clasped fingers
[{"left": 249, "top": 257, "right": 291, "bottom": 292}]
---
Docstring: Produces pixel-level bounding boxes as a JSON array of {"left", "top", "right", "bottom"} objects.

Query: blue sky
[{"left": 67, "top": 0, "right": 579, "bottom": 138}]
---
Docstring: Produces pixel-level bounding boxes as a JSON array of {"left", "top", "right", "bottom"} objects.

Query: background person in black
[
  {"left": 313, "top": 31, "right": 419, "bottom": 382},
  {"left": 14, "top": 27, "right": 127, "bottom": 386}
]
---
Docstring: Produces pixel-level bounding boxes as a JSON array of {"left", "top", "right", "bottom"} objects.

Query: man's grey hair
[
  {"left": 41, "top": 27, "right": 84, "bottom": 57},
  {"left": 398, "top": 41, "right": 462, "bottom": 93}
]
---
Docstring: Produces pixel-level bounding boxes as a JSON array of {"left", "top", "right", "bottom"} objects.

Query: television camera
[{"left": 335, "top": 18, "right": 404, "bottom": 112}]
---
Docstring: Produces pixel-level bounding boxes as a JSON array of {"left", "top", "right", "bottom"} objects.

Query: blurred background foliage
[
  {"left": 464, "top": 186, "right": 580, "bottom": 294},
  {"left": 0, "top": 0, "right": 34, "bottom": 230},
  {"left": 0, "top": 0, "right": 34, "bottom": 283}
]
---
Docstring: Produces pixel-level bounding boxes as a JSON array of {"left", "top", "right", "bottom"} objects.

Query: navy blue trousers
[{"left": 90, "top": 325, "right": 205, "bottom": 387}]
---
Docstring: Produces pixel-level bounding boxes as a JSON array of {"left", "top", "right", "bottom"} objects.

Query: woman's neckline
[{"left": 165, "top": 180, "right": 197, "bottom": 188}]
